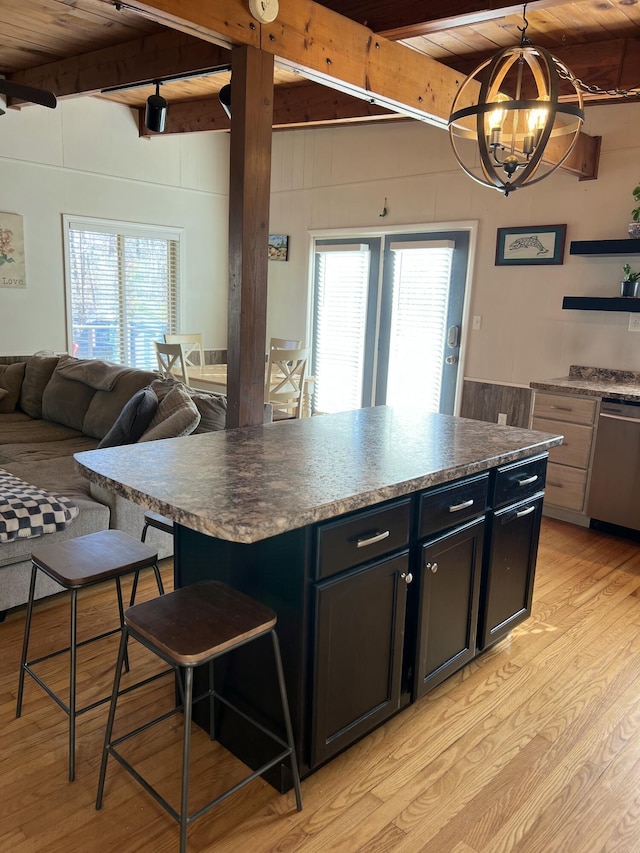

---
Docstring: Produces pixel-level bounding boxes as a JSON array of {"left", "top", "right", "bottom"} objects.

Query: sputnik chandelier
[{"left": 448, "top": 6, "right": 585, "bottom": 196}]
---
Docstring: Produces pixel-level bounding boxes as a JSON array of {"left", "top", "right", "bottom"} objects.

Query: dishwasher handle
[{"left": 599, "top": 412, "right": 640, "bottom": 425}]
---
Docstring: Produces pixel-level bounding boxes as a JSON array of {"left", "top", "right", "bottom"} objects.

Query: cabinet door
[
  {"left": 479, "top": 494, "right": 544, "bottom": 650},
  {"left": 415, "top": 518, "right": 484, "bottom": 699},
  {"left": 311, "top": 552, "right": 409, "bottom": 767}
]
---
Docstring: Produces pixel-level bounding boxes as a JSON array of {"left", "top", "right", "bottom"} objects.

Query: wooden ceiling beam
[{"left": 9, "top": 29, "right": 230, "bottom": 98}]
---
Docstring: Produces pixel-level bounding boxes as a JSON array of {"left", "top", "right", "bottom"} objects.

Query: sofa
[{"left": 0, "top": 353, "right": 230, "bottom": 619}]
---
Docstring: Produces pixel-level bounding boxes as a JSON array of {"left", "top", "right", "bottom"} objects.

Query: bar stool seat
[
  {"left": 16, "top": 529, "right": 164, "bottom": 781},
  {"left": 96, "top": 580, "right": 302, "bottom": 853},
  {"left": 141, "top": 510, "right": 174, "bottom": 541}
]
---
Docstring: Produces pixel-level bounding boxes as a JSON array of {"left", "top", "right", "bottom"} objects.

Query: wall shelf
[
  {"left": 569, "top": 239, "right": 640, "bottom": 256},
  {"left": 562, "top": 296, "right": 640, "bottom": 312}
]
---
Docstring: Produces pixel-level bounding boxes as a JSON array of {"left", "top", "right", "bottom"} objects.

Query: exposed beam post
[{"left": 226, "top": 45, "right": 274, "bottom": 429}]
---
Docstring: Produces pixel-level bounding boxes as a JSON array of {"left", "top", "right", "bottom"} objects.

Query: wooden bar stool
[
  {"left": 16, "top": 529, "right": 164, "bottom": 782},
  {"left": 96, "top": 580, "right": 302, "bottom": 853}
]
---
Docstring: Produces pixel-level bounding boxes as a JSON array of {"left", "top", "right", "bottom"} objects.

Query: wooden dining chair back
[
  {"left": 154, "top": 341, "right": 189, "bottom": 384},
  {"left": 269, "top": 337, "right": 302, "bottom": 352},
  {"left": 164, "top": 333, "right": 204, "bottom": 367},
  {"left": 265, "top": 347, "right": 309, "bottom": 420}
]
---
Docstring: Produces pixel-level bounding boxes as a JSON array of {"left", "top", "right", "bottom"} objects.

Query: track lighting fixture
[{"left": 144, "top": 82, "right": 167, "bottom": 133}]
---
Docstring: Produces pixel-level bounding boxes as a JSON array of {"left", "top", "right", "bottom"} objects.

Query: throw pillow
[
  {"left": 97, "top": 386, "right": 159, "bottom": 448},
  {"left": 19, "top": 355, "right": 60, "bottom": 418},
  {"left": 0, "top": 361, "right": 26, "bottom": 414},
  {"left": 0, "top": 467, "right": 79, "bottom": 542},
  {"left": 139, "top": 384, "right": 200, "bottom": 442},
  {"left": 192, "top": 392, "right": 227, "bottom": 433}
]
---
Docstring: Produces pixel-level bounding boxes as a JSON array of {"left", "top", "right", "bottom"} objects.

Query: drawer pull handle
[
  {"left": 517, "top": 474, "right": 538, "bottom": 486},
  {"left": 550, "top": 405, "right": 573, "bottom": 412},
  {"left": 515, "top": 506, "right": 536, "bottom": 518},
  {"left": 426, "top": 562, "right": 438, "bottom": 574},
  {"left": 356, "top": 530, "right": 390, "bottom": 548},
  {"left": 400, "top": 572, "right": 414, "bottom": 584},
  {"left": 449, "top": 499, "right": 474, "bottom": 513}
]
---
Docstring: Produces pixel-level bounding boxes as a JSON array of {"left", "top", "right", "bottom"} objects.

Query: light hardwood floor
[{"left": 2, "top": 517, "right": 640, "bottom": 852}]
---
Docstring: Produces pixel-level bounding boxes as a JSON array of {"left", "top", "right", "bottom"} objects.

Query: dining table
[{"left": 187, "top": 364, "right": 315, "bottom": 417}]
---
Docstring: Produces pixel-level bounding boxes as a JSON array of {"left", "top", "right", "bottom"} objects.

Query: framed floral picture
[
  {"left": 0, "top": 212, "right": 26, "bottom": 288},
  {"left": 495, "top": 224, "right": 566, "bottom": 266}
]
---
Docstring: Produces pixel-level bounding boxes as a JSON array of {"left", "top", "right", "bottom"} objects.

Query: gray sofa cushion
[
  {"left": 0, "top": 362, "right": 26, "bottom": 413},
  {"left": 192, "top": 392, "right": 227, "bottom": 432},
  {"left": 83, "top": 367, "right": 160, "bottom": 439},
  {"left": 42, "top": 367, "right": 97, "bottom": 431},
  {"left": 139, "top": 384, "right": 200, "bottom": 441},
  {"left": 0, "top": 436, "right": 99, "bottom": 466},
  {"left": 56, "top": 356, "right": 129, "bottom": 390},
  {"left": 98, "top": 386, "right": 158, "bottom": 448},
  {"left": 19, "top": 355, "right": 60, "bottom": 418},
  {"left": 0, "top": 418, "right": 85, "bottom": 446}
]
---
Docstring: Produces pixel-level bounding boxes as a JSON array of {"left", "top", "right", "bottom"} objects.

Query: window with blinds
[
  {"left": 313, "top": 243, "right": 371, "bottom": 414},
  {"left": 386, "top": 241, "right": 454, "bottom": 413},
  {"left": 63, "top": 216, "right": 181, "bottom": 370}
]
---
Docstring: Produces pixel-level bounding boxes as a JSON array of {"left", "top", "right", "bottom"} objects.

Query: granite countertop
[
  {"left": 530, "top": 366, "right": 640, "bottom": 403},
  {"left": 74, "top": 407, "right": 562, "bottom": 544}
]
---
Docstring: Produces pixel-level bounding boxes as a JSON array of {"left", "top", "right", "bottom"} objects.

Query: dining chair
[
  {"left": 265, "top": 347, "right": 310, "bottom": 420},
  {"left": 164, "top": 333, "right": 204, "bottom": 367},
  {"left": 154, "top": 341, "right": 189, "bottom": 384}
]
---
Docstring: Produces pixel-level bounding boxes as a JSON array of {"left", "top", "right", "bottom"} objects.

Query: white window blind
[
  {"left": 313, "top": 244, "right": 370, "bottom": 414},
  {"left": 64, "top": 217, "right": 180, "bottom": 370},
  {"left": 386, "top": 242, "right": 454, "bottom": 413}
]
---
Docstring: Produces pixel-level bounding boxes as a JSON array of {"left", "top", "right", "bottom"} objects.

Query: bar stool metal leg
[
  {"left": 69, "top": 589, "right": 78, "bottom": 782},
  {"left": 16, "top": 564, "right": 38, "bottom": 719},
  {"left": 180, "top": 667, "right": 194, "bottom": 853},
  {"left": 96, "top": 627, "right": 129, "bottom": 809},
  {"left": 270, "top": 630, "right": 303, "bottom": 812}
]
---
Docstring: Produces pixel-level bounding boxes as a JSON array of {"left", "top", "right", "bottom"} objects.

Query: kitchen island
[{"left": 75, "top": 406, "right": 562, "bottom": 788}]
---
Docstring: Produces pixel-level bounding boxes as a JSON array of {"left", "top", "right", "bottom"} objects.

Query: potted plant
[
  {"left": 630, "top": 183, "right": 640, "bottom": 238},
  {"left": 621, "top": 263, "right": 640, "bottom": 297}
]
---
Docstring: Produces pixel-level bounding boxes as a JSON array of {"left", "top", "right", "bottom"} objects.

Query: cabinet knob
[
  {"left": 426, "top": 562, "right": 438, "bottom": 573},
  {"left": 400, "top": 571, "right": 413, "bottom": 584}
]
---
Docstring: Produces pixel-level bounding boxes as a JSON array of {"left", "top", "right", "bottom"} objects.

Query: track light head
[
  {"left": 145, "top": 82, "right": 167, "bottom": 133},
  {"left": 219, "top": 83, "right": 231, "bottom": 120}
]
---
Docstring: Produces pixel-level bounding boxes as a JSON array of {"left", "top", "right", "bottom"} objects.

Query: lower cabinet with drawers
[
  {"left": 310, "top": 454, "right": 547, "bottom": 766},
  {"left": 530, "top": 390, "right": 598, "bottom": 523},
  {"left": 176, "top": 451, "right": 549, "bottom": 788}
]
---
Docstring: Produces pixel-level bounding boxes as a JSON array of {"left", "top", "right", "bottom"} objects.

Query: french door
[{"left": 312, "top": 230, "right": 470, "bottom": 415}]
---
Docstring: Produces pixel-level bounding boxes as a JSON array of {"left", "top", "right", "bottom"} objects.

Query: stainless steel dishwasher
[{"left": 587, "top": 398, "right": 640, "bottom": 532}]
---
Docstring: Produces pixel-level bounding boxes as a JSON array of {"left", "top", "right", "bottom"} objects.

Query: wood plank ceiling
[{"left": 1, "top": 0, "right": 639, "bottom": 136}]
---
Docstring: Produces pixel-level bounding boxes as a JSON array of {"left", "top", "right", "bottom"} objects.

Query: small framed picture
[
  {"left": 268, "top": 234, "right": 289, "bottom": 261},
  {"left": 495, "top": 224, "right": 567, "bottom": 266}
]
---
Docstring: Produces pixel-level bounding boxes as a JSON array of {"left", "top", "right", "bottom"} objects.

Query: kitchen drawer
[
  {"left": 532, "top": 392, "right": 597, "bottom": 425},
  {"left": 316, "top": 498, "right": 411, "bottom": 580},
  {"left": 532, "top": 417, "right": 593, "bottom": 469},
  {"left": 493, "top": 454, "right": 548, "bottom": 509},
  {"left": 418, "top": 473, "right": 489, "bottom": 539},
  {"left": 544, "top": 462, "right": 588, "bottom": 511}
]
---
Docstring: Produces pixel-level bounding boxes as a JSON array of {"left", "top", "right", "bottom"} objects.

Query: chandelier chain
[{"left": 555, "top": 63, "right": 640, "bottom": 98}]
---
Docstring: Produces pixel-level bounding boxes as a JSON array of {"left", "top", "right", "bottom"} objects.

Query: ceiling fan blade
[{"left": 0, "top": 79, "right": 57, "bottom": 109}]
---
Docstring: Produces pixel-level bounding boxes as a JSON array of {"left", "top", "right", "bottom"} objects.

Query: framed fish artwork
[{"left": 495, "top": 225, "right": 566, "bottom": 266}]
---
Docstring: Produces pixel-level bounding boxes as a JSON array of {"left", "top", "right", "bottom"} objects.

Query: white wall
[
  {"left": 0, "top": 97, "right": 230, "bottom": 356},
  {"left": 268, "top": 103, "right": 640, "bottom": 385},
  {"left": 2, "top": 95, "right": 638, "bottom": 388}
]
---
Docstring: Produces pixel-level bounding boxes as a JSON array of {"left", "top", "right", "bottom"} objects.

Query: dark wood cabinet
[
  {"left": 311, "top": 551, "right": 409, "bottom": 766},
  {"left": 479, "top": 493, "right": 544, "bottom": 649},
  {"left": 415, "top": 517, "right": 484, "bottom": 697}
]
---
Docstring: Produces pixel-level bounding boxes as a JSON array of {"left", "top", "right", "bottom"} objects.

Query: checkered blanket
[{"left": 0, "top": 468, "right": 79, "bottom": 543}]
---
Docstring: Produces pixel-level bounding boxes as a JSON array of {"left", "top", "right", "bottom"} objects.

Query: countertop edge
[{"left": 76, "top": 434, "right": 562, "bottom": 544}]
